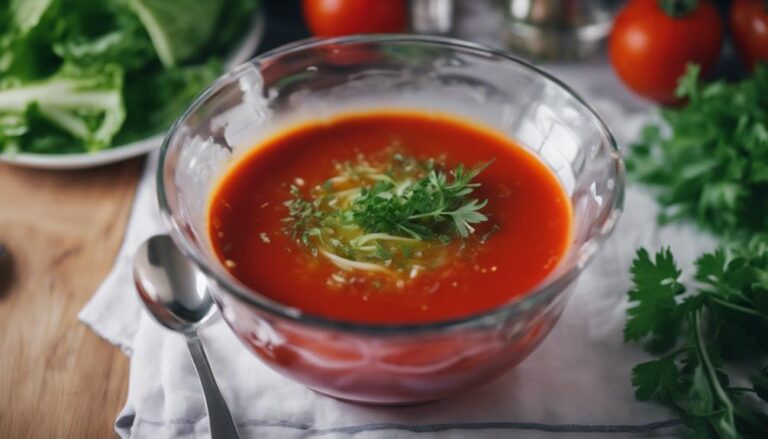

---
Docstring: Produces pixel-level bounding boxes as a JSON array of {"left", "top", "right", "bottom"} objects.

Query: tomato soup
[{"left": 207, "top": 110, "right": 572, "bottom": 324}]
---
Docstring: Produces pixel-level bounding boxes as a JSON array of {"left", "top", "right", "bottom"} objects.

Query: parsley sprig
[
  {"left": 352, "top": 160, "right": 493, "bottom": 240},
  {"left": 627, "top": 246, "right": 768, "bottom": 438}
]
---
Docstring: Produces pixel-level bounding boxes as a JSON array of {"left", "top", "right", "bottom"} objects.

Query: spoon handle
[{"left": 186, "top": 336, "right": 241, "bottom": 439}]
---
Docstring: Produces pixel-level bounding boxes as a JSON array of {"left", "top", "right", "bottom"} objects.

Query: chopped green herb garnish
[
  {"left": 282, "top": 152, "right": 495, "bottom": 278},
  {"left": 351, "top": 159, "right": 493, "bottom": 241}
]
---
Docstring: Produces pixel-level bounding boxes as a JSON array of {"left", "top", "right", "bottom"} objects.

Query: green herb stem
[
  {"left": 708, "top": 295, "right": 768, "bottom": 322},
  {"left": 691, "top": 310, "right": 738, "bottom": 439}
]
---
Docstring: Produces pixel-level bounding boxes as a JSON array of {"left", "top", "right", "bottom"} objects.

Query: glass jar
[{"left": 502, "top": 0, "right": 620, "bottom": 60}]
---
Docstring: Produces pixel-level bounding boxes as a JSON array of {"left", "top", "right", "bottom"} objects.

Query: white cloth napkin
[{"left": 80, "top": 65, "right": 715, "bottom": 439}]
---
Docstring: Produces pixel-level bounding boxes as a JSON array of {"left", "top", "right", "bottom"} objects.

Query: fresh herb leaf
[
  {"left": 353, "top": 160, "right": 493, "bottom": 240},
  {"left": 625, "top": 247, "right": 686, "bottom": 351},
  {"left": 627, "top": 64, "right": 768, "bottom": 243},
  {"left": 626, "top": 247, "right": 768, "bottom": 438},
  {"left": 631, "top": 353, "right": 685, "bottom": 403}
]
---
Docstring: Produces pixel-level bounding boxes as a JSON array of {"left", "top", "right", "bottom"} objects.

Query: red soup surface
[{"left": 208, "top": 110, "right": 572, "bottom": 324}]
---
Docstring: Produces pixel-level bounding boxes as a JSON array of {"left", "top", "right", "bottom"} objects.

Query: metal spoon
[{"left": 133, "top": 234, "right": 240, "bottom": 439}]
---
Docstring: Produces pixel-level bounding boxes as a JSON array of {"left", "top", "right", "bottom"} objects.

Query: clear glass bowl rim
[{"left": 157, "top": 34, "right": 625, "bottom": 335}]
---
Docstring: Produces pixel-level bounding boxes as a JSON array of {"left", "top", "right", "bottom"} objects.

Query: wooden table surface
[{"left": 0, "top": 159, "right": 143, "bottom": 438}]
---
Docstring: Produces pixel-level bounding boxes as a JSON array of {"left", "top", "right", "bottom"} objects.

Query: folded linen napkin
[{"left": 80, "top": 67, "right": 714, "bottom": 438}]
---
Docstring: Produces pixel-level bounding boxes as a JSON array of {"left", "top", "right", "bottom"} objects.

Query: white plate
[{"left": 0, "top": 12, "right": 265, "bottom": 170}]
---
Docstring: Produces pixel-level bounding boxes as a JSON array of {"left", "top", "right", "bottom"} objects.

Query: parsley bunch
[
  {"left": 628, "top": 64, "right": 768, "bottom": 243},
  {"left": 625, "top": 64, "right": 768, "bottom": 437},
  {"left": 627, "top": 245, "right": 768, "bottom": 438}
]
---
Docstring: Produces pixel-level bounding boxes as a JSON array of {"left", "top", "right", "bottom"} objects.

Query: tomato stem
[{"left": 657, "top": 0, "right": 699, "bottom": 17}]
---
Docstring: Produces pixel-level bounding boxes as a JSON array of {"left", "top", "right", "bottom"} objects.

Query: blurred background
[{"left": 261, "top": 0, "right": 743, "bottom": 71}]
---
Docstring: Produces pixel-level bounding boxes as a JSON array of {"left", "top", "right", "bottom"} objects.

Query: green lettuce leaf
[
  {"left": 207, "top": 0, "right": 260, "bottom": 56},
  {"left": 0, "top": 0, "right": 260, "bottom": 154},
  {"left": 52, "top": 0, "right": 156, "bottom": 71},
  {"left": 117, "top": 59, "right": 221, "bottom": 143},
  {"left": 129, "top": 0, "right": 224, "bottom": 67},
  {"left": 10, "top": 0, "right": 55, "bottom": 35},
  {"left": 0, "top": 65, "right": 125, "bottom": 152}
]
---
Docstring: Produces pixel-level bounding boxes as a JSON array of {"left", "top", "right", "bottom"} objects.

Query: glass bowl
[{"left": 158, "top": 35, "right": 624, "bottom": 405}]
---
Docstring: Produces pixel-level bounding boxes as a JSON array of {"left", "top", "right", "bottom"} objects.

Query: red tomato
[
  {"left": 302, "top": 0, "right": 407, "bottom": 37},
  {"left": 609, "top": 0, "right": 723, "bottom": 105},
  {"left": 731, "top": 0, "right": 768, "bottom": 70}
]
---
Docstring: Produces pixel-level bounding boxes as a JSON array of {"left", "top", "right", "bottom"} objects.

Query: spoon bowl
[
  {"left": 134, "top": 235, "right": 217, "bottom": 334},
  {"left": 133, "top": 234, "right": 240, "bottom": 439}
]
